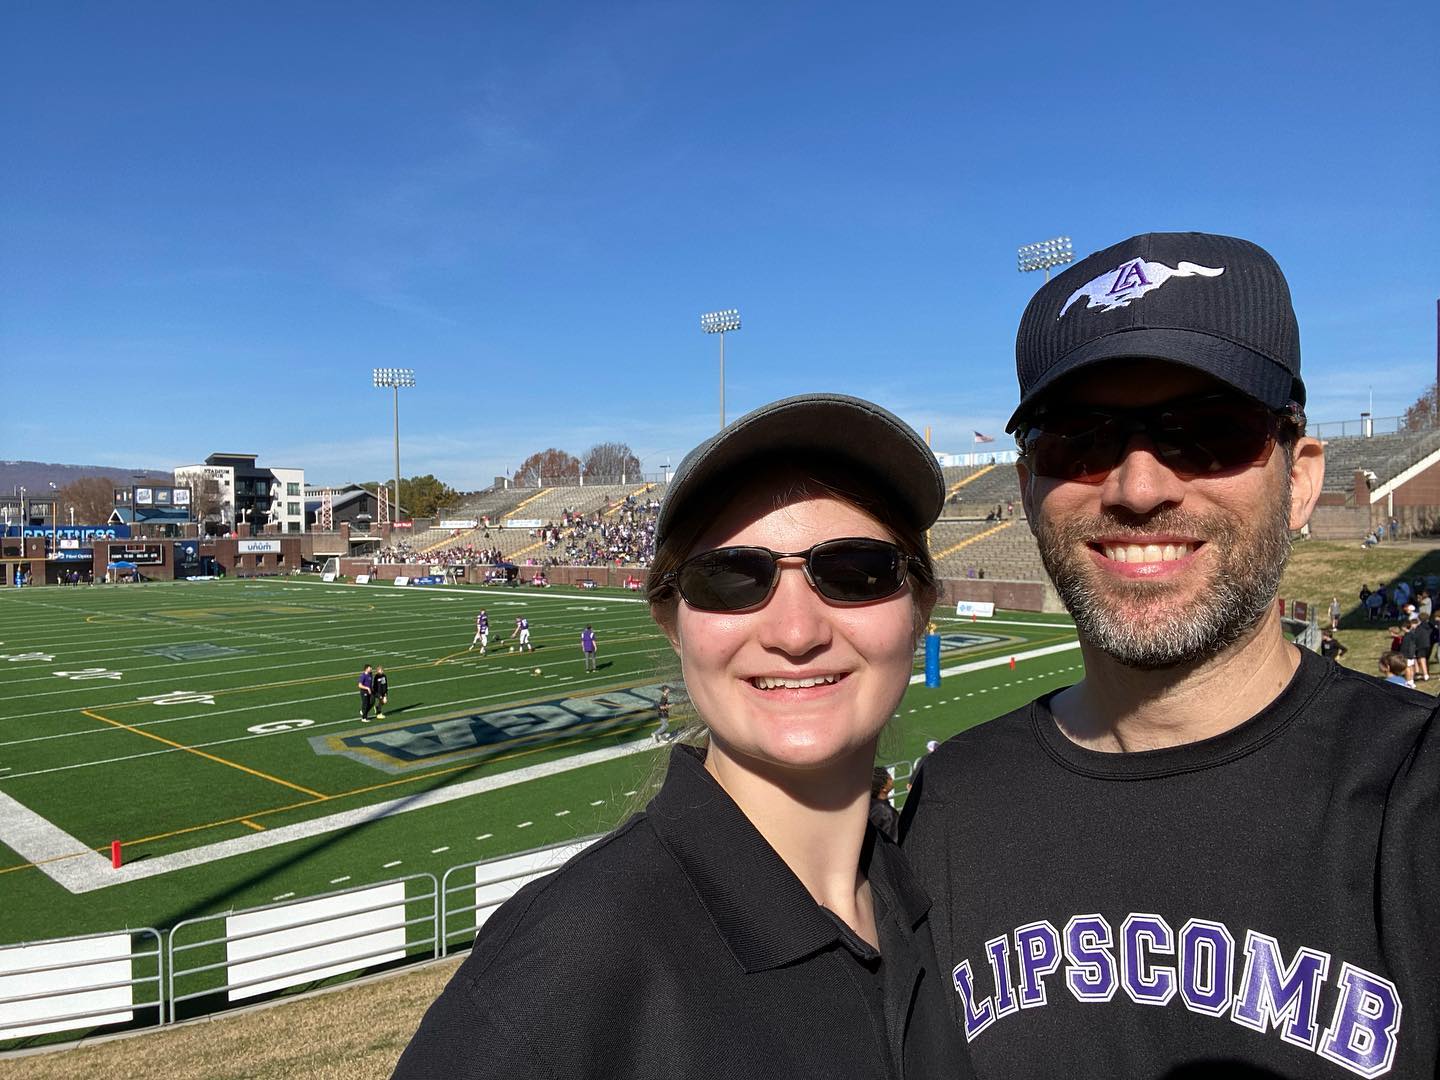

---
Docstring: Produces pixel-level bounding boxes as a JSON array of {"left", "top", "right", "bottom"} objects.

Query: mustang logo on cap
[{"left": 1059, "top": 258, "right": 1224, "bottom": 318}]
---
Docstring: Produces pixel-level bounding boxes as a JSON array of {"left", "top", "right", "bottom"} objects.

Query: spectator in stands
[{"left": 394, "top": 394, "right": 958, "bottom": 1078}]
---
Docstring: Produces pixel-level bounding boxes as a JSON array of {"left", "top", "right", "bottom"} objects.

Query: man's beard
[{"left": 1033, "top": 482, "right": 1293, "bottom": 670}]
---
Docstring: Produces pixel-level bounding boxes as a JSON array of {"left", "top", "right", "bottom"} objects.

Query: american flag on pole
[{"left": 973, "top": 431, "right": 995, "bottom": 444}]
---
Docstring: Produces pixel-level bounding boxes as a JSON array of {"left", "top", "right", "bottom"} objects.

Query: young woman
[{"left": 394, "top": 393, "right": 961, "bottom": 1079}]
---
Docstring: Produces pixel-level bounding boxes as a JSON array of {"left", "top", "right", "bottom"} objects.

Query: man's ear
[{"left": 1287, "top": 437, "right": 1325, "bottom": 531}]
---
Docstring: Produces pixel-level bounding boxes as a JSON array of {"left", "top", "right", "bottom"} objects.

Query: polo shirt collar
[{"left": 647, "top": 744, "right": 930, "bottom": 973}]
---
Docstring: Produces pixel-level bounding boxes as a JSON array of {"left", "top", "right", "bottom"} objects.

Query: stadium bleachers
[
  {"left": 497, "top": 482, "right": 659, "bottom": 525},
  {"left": 440, "top": 487, "right": 534, "bottom": 524},
  {"left": 939, "top": 462, "right": 1023, "bottom": 518},
  {"left": 1319, "top": 428, "right": 1440, "bottom": 494},
  {"left": 929, "top": 518, "right": 1047, "bottom": 581}
]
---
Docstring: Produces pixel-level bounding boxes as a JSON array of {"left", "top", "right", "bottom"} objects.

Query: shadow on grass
[{"left": 1336, "top": 549, "right": 1440, "bottom": 630}]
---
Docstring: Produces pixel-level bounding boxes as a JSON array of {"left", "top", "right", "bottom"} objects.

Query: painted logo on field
[
  {"left": 925, "top": 632, "right": 1006, "bottom": 655},
  {"left": 159, "top": 604, "right": 321, "bottom": 620},
  {"left": 140, "top": 642, "right": 248, "bottom": 662},
  {"left": 310, "top": 683, "right": 688, "bottom": 774}
]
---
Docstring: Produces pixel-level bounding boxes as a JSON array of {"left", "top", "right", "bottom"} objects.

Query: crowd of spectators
[
  {"left": 535, "top": 495, "right": 659, "bottom": 567},
  {"left": 1359, "top": 578, "right": 1435, "bottom": 622},
  {"left": 366, "top": 496, "right": 659, "bottom": 569}
]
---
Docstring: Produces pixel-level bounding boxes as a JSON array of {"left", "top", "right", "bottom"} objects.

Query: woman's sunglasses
[
  {"left": 652, "top": 537, "right": 919, "bottom": 613},
  {"left": 1018, "top": 392, "right": 1303, "bottom": 485}
]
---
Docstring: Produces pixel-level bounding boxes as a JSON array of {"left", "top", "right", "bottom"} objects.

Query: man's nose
[{"left": 1098, "top": 434, "right": 1188, "bottom": 515}]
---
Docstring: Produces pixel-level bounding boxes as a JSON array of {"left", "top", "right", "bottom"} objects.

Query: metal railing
[
  {"left": 1, "top": 765, "right": 928, "bottom": 1051},
  {"left": 438, "top": 837, "right": 600, "bottom": 957},
  {"left": 166, "top": 874, "right": 438, "bottom": 1024},
  {"left": 1310, "top": 413, "right": 1435, "bottom": 439},
  {"left": 0, "top": 928, "right": 163, "bottom": 1044}
]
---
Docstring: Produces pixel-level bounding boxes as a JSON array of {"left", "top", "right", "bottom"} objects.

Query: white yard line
[
  {"left": 0, "top": 789, "right": 113, "bottom": 886},
  {"left": 907, "top": 639, "right": 1080, "bottom": 685},
  {"left": 11, "top": 737, "right": 660, "bottom": 894}
]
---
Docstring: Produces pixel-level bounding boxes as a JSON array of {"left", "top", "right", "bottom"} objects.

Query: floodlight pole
[
  {"left": 373, "top": 368, "right": 416, "bottom": 525},
  {"left": 1017, "top": 235, "right": 1075, "bottom": 283},
  {"left": 700, "top": 309, "right": 742, "bottom": 429}
]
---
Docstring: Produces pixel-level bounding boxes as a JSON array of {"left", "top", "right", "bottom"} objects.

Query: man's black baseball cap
[
  {"left": 655, "top": 393, "right": 944, "bottom": 552},
  {"left": 1008, "top": 231, "right": 1304, "bottom": 432}
]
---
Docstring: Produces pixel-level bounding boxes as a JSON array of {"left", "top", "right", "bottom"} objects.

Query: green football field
[{"left": 0, "top": 577, "right": 1080, "bottom": 961}]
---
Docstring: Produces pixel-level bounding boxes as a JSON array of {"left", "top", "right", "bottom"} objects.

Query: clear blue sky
[{"left": 3, "top": 1, "right": 1436, "bottom": 489}]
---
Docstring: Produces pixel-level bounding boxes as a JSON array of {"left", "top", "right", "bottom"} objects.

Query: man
[
  {"left": 511, "top": 615, "right": 533, "bottom": 653},
  {"left": 580, "top": 624, "right": 597, "bottom": 672},
  {"left": 1401, "top": 614, "right": 1427, "bottom": 685},
  {"left": 903, "top": 232, "right": 1440, "bottom": 1078},
  {"left": 357, "top": 664, "right": 374, "bottom": 722},
  {"left": 868, "top": 766, "right": 900, "bottom": 843},
  {"left": 651, "top": 685, "right": 672, "bottom": 743},
  {"left": 470, "top": 609, "right": 489, "bottom": 654},
  {"left": 373, "top": 665, "right": 389, "bottom": 719},
  {"left": 1319, "top": 627, "right": 1347, "bottom": 662}
]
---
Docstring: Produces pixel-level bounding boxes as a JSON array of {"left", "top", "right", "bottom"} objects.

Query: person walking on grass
[
  {"left": 651, "top": 684, "right": 672, "bottom": 743},
  {"left": 580, "top": 624, "right": 597, "bottom": 672},
  {"left": 1319, "top": 627, "right": 1347, "bottom": 662},
  {"left": 357, "top": 664, "right": 374, "bottom": 722},
  {"left": 373, "top": 666, "right": 389, "bottom": 719}
]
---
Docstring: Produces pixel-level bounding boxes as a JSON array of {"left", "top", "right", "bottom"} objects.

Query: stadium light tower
[
  {"left": 372, "top": 367, "right": 416, "bottom": 525},
  {"left": 1017, "top": 236, "right": 1075, "bottom": 282},
  {"left": 700, "top": 309, "right": 741, "bottom": 429}
]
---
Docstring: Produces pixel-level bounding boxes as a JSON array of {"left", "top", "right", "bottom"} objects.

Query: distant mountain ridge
[{"left": 0, "top": 460, "right": 173, "bottom": 492}]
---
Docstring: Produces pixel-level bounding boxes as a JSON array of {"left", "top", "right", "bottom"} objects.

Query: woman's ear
[{"left": 651, "top": 601, "right": 683, "bottom": 657}]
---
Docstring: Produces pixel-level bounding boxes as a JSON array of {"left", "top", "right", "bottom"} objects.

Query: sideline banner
[{"left": 955, "top": 601, "right": 996, "bottom": 618}]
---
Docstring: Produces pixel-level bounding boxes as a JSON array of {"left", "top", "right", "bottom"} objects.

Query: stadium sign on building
[{"left": 174, "top": 453, "right": 306, "bottom": 535}]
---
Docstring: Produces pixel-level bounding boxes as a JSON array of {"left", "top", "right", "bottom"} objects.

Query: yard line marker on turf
[
  {"left": 431, "top": 846, "right": 450, "bottom": 854},
  {"left": 555, "top": 810, "right": 570, "bottom": 817},
  {"left": 330, "top": 876, "right": 350, "bottom": 884},
  {"left": 273, "top": 892, "right": 295, "bottom": 901},
  {"left": 476, "top": 834, "right": 493, "bottom": 841},
  {"left": 517, "top": 821, "right": 533, "bottom": 828},
  {"left": 241, "top": 820, "right": 265, "bottom": 832},
  {"left": 589, "top": 799, "right": 604, "bottom": 806},
  {"left": 624, "top": 790, "right": 637, "bottom": 796},
  {"left": 80, "top": 708, "right": 328, "bottom": 800},
  {"left": 384, "top": 860, "right": 402, "bottom": 868},
  {"left": 4, "top": 738, "right": 653, "bottom": 892}
]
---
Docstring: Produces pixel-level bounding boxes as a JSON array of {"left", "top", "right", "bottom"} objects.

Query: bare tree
[
  {"left": 514, "top": 449, "right": 580, "bottom": 486},
  {"left": 56, "top": 477, "right": 115, "bottom": 525},
  {"left": 1404, "top": 383, "right": 1438, "bottom": 432},
  {"left": 180, "top": 474, "right": 225, "bottom": 526},
  {"left": 581, "top": 442, "right": 642, "bottom": 483}
]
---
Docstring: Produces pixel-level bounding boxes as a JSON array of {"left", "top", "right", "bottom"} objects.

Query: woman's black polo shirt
[{"left": 393, "top": 744, "right": 964, "bottom": 1079}]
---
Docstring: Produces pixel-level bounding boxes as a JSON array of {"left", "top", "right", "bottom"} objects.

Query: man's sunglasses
[
  {"left": 652, "top": 537, "right": 920, "bottom": 613},
  {"left": 1018, "top": 393, "right": 1303, "bottom": 485}
]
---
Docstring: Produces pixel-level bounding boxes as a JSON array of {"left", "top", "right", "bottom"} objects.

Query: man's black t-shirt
[{"left": 901, "top": 650, "right": 1440, "bottom": 1079}]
